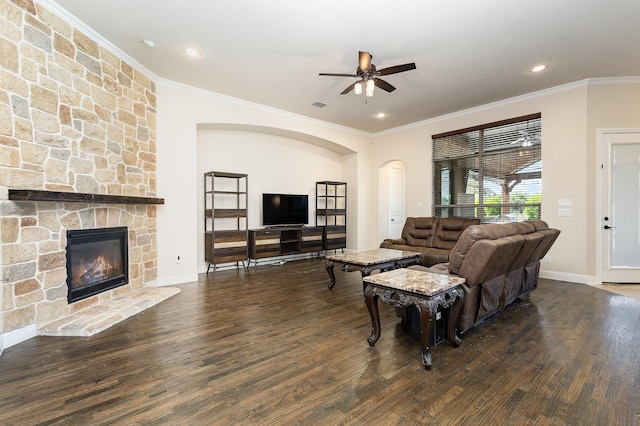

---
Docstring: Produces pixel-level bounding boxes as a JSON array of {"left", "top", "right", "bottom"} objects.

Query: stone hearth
[{"left": 38, "top": 286, "right": 180, "bottom": 337}]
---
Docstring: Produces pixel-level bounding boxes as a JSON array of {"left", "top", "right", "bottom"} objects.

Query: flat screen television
[{"left": 262, "top": 193, "right": 309, "bottom": 226}]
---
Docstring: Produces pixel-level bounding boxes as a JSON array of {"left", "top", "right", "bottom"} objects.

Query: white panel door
[
  {"left": 388, "top": 166, "right": 405, "bottom": 239},
  {"left": 600, "top": 130, "right": 640, "bottom": 283}
]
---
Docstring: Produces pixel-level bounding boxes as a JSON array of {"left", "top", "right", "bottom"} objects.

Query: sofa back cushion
[
  {"left": 527, "top": 228, "right": 560, "bottom": 264},
  {"left": 448, "top": 223, "right": 519, "bottom": 275},
  {"left": 456, "top": 236, "right": 526, "bottom": 285},
  {"left": 432, "top": 217, "right": 481, "bottom": 250},
  {"left": 401, "top": 217, "right": 439, "bottom": 247}
]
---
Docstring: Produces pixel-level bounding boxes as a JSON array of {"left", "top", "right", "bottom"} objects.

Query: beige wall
[
  {"left": 585, "top": 82, "right": 640, "bottom": 278},
  {"left": 155, "top": 81, "right": 374, "bottom": 285},
  {"left": 195, "top": 129, "right": 345, "bottom": 272},
  {"left": 372, "top": 80, "right": 640, "bottom": 283}
]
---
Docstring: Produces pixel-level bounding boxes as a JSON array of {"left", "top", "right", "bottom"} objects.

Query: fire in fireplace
[{"left": 66, "top": 226, "right": 129, "bottom": 303}]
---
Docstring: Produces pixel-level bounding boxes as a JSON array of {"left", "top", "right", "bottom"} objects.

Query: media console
[{"left": 248, "top": 226, "right": 324, "bottom": 265}]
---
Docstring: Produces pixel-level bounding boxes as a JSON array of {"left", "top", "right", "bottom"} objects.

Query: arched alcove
[{"left": 195, "top": 124, "right": 356, "bottom": 271}]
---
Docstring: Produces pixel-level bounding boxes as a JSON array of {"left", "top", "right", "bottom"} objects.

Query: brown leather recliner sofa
[
  {"left": 408, "top": 220, "right": 560, "bottom": 333},
  {"left": 380, "top": 217, "right": 481, "bottom": 266}
]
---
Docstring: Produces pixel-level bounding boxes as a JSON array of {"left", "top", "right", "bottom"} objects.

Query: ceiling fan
[
  {"left": 319, "top": 51, "right": 416, "bottom": 96},
  {"left": 512, "top": 130, "right": 541, "bottom": 147}
]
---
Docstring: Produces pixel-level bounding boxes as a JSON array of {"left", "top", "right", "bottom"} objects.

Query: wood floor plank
[{"left": 1, "top": 259, "right": 639, "bottom": 424}]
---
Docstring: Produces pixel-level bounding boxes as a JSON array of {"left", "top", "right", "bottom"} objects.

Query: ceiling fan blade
[
  {"left": 374, "top": 78, "right": 396, "bottom": 92},
  {"left": 359, "top": 51, "right": 371, "bottom": 71},
  {"left": 340, "top": 81, "right": 358, "bottom": 95},
  {"left": 319, "top": 72, "right": 358, "bottom": 77},
  {"left": 377, "top": 63, "right": 416, "bottom": 76}
]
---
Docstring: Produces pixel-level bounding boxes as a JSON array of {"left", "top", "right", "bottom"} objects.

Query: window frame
[{"left": 432, "top": 113, "right": 542, "bottom": 222}]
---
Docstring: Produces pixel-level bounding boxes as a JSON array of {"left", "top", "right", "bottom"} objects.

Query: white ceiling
[{"left": 50, "top": 0, "right": 640, "bottom": 133}]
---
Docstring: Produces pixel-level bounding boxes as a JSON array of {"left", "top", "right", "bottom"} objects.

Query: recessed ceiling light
[
  {"left": 140, "top": 39, "right": 155, "bottom": 49},
  {"left": 376, "top": 113, "right": 386, "bottom": 119},
  {"left": 530, "top": 64, "right": 547, "bottom": 73},
  {"left": 184, "top": 47, "right": 201, "bottom": 57}
]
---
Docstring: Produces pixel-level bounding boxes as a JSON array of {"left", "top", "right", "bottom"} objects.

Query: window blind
[{"left": 432, "top": 113, "right": 542, "bottom": 222}]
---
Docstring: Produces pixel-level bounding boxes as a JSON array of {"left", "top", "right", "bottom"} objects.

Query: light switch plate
[
  {"left": 558, "top": 208, "right": 572, "bottom": 217},
  {"left": 558, "top": 198, "right": 572, "bottom": 207}
]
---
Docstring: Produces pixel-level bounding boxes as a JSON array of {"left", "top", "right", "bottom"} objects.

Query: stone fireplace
[
  {"left": 0, "top": 0, "right": 161, "bottom": 347},
  {"left": 66, "top": 226, "right": 129, "bottom": 303}
]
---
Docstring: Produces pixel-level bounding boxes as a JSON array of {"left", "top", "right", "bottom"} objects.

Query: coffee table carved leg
[
  {"left": 364, "top": 285, "right": 381, "bottom": 347},
  {"left": 326, "top": 261, "right": 336, "bottom": 289},
  {"left": 447, "top": 287, "right": 465, "bottom": 347},
  {"left": 416, "top": 301, "right": 437, "bottom": 370}
]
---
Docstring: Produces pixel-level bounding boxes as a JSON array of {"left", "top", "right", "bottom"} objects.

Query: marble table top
[
  {"left": 326, "top": 248, "right": 420, "bottom": 266},
  {"left": 363, "top": 268, "right": 465, "bottom": 297}
]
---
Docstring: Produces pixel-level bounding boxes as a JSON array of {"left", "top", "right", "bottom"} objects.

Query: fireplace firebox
[{"left": 66, "top": 226, "right": 129, "bottom": 303}]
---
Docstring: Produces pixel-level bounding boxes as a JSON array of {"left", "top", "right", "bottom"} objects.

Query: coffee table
[
  {"left": 362, "top": 268, "right": 465, "bottom": 370},
  {"left": 325, "top": 248, "right": 421, "bottom": 289}
]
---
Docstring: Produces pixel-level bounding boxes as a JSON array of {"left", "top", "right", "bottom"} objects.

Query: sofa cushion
[
  {"left": 420, "top": 248, "right": 451, "bottom": 266},
  {"left": 402, "top": 217, "right": 439, "bottom": 248},
  {"left": 456, "top": 236, "right": 526, "bottom": 286},
  {"left": 432, "top": 217, "right": 481, "bottom": 250},
  {"left": 448, "top": 223, "right": 519, "bottom": 275}
]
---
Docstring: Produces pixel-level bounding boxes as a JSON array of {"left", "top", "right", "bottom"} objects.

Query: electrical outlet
[
  {"left": 544, "top": 255, "right": 551, "bottom": 263},
  {"left": 176, "top": 255, "right": 182, "bottom": 264}
]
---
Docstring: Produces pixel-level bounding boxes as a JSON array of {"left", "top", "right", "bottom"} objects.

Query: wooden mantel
[{"left": 8, "top": 189, "right": 165, "bottom": 205}]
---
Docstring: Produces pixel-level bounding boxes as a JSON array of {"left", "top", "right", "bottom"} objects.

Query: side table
[
  {"left": 325, "top": 248, "right": 420, "bottom": 289},
  {"left": 362, "top": 268, "right": 465, "bottom": 370}
]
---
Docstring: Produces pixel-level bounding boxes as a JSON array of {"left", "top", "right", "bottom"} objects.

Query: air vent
[{"left": 312, "top": 101, "right": 327, "bottom": 108}]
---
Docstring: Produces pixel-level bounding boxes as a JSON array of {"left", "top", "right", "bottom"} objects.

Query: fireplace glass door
[{"left": 66, "top": 226, "right": 129, "bottom": 303}]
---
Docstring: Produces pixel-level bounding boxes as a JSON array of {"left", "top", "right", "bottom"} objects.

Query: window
[{"left": 432, "top": 113, "right": 541, "bottom": 222}]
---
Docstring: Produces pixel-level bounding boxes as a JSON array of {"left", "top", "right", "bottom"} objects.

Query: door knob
[{"left": 604, "top": 225, "right": 615, "bottom": 230}]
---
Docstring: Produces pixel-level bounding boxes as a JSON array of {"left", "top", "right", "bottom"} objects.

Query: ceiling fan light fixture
[
  {"left": 365, "top": 79, "right": 375, "bottom": 97},
  {"left": 354, "top": 81, "right": 363, "bottom": 95}
]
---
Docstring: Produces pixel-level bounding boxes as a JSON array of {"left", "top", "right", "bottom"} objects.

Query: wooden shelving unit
[
  {"left": 248, "top": 226, "right": 324, "bottom": 267},
  {"left": 204, "top": 171, "right": 248, "bottom": 272},
  {"left": 316, "top": 181, "right": 347, "bottom": 251}
]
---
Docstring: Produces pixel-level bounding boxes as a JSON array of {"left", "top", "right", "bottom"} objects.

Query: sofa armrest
[{"left": 380, "top": 238, "right": 406, "bottom": 248}]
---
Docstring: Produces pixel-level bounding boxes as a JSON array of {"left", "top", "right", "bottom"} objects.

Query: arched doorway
[{"left": 379, "top": 161, "right": 406, "bottom": 240}]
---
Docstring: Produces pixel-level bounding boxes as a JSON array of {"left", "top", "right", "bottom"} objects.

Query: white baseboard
[
  {"left": 540, "top": 270, "right": 598, "bottom": 285},
  {"left": 152, "top": 272, "right": 199, "bottom": 287},
  {"left": 1, "top": 325, "right": 37, "bottom": 351},
  {"left": 198, "top": 252, "right": 323, "bottom": 274}
]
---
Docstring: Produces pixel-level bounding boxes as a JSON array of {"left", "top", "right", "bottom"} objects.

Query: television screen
[{"left": 262, "top": 193, "right": 309, "bottom": 226}]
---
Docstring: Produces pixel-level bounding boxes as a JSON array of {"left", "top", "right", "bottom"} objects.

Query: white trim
[
  {"left": 596, "top": 128, "right": 640, "bottom": 284},
  {"left": 160, "top": 78, "right": 371, "bottom": 137},
  {"left": 35, "top": 0, "right": 640, "bottom": 140},
  {"left": 377, "top": 78, "right": 640, "bottom": 137},
  {"left": 540, "top": 270, "right": 599, "bottom": 285},
  {"left": 151, "top": 273, "right": 199, "bottom": 287},
  {"left": 36, "top": 0, "right": 157, "bottom": 83},
  {"left": 1, "top": 325, "right": 38, "bottom": 350}
]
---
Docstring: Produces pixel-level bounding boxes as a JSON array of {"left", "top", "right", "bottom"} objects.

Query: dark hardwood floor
[{"left": 1, "top": 259, "right": 639, "bottom": 425}]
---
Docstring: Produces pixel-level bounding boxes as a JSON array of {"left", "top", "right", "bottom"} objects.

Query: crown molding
[
  {"left": 376, "top": 77, "right": 640, "bottom": 137},
  {"left": 157, "top": 77, "right": 371, "bottom": 137},
  {"left": 30, "top": 2, "right": 640, "bottom": 139},
  {"left": 36, "top": 0, "right": 158, "bottom": 82}
]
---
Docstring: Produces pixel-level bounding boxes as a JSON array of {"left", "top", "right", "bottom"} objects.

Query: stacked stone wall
[{"left": 0, "top": 0, "right": 158, "bottom": 333}]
